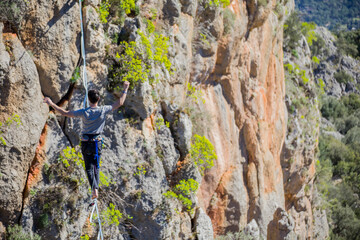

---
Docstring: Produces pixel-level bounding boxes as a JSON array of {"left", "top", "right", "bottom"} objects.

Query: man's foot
[{"left": 92, "top": 189, "right": 98, "bottom": 199}]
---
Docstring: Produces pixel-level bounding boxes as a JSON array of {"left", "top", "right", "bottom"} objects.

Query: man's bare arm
[
  {"left": 112, "top": 81, "right": 130, "bottom": 111},
  {"left": 43, "top": 97, "right": 75, "bottom": 117}
]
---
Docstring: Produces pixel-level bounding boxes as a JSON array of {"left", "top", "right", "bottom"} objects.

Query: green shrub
[
  {"left": 283, "top": 12, "right": 302, "bottom": 51},
  {"left": 335, "top": 115, "right": 359, "bottom": 135},
  {"left": 336, "top": 32, "right": 359, "bottom": 58},
  {"left": 301, "top": 22, "right": 317, "bottom": 46},
  {"left": 205, "top": 0, "right": 231, "bottom": 8},
  {"left": 319, "top": 135, "right": 355, "bottom": 165},
  {"left": 312, "top": 56, "right": 320, "bottom": 65},
  {"left": 70, "top": 67, "right": 81, "bottom": 83},
  {"left": 320, "top": 96, "right": 348, "bottom": 120},
  {"left": 164, "top": 179, "right": 199, "bottom": 213},
  {"left": 223, "top": 8, "right": 236, "bottom": 35},
  {"left": 0, "top": 114, "right": 22, "bottom": 146},
  {"left": 0, "top": 0, "right": 27, "bottom": 30},
  {"left": 337, "top": 29, "right": 360, "bottom": 59},
  {"left": 7, "top": 225, "right": 41, "bottom": 240},
  {"left": 118, "top": 0, "right": 136, "bottom": 15},
  {"left": 291, "top": 49, "right": 299, "bottom": 58},
  {"left": 342, "top": 93, "right": 360, "bottom": 114},
  {"left": 58, "top": 147, "right": 84, "bottom": 168},
  {"left": 98, "top": 0, "right": 110, "bottom": 23},
  {"left": 108, "top": 29, "right": 172, "bottom": 90},
  {"left": 190, "top": 135, "right": 217, "bottom": 175},
  {"left": 334, "top": 70, "right": 354, "bottom": 84},
  {"left": 101, "top": 203, "right": 123, "bottom": 226},
  {"left": 257, "top": 0, "right": 268, "bottom": 7},
  {"left": 310, "top": 34, "right": 327, "bottom": 57}
]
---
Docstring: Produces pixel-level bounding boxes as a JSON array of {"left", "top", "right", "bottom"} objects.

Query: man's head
[{"left": 88, "top": 89, "right": 100, "bottom": 104}]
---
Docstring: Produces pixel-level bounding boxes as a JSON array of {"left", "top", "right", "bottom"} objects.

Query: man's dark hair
[{"left": 88, "top": 89, "right": 100, "bottom": 104}]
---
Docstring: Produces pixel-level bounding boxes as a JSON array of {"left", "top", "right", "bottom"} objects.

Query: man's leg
[{"left": 82, "top": 142, "right": 97, "bottom": 195}]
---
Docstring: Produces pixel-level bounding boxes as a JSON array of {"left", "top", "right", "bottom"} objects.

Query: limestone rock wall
[{"left": 0, "top": 0, "right": 325, "bottom": 239}]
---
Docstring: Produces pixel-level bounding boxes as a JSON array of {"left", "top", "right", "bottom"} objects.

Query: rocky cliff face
[{"left": 0, "top": 0, "right": 325, "bottom": 239}]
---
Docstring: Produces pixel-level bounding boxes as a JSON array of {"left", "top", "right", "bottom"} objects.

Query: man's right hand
[{"left": 43, "top": 97, "right": 53, "bottom": 106}]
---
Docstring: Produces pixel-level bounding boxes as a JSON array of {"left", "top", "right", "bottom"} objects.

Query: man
[{"left": 43, "top": 81, "right": 130, "bottom": 199}]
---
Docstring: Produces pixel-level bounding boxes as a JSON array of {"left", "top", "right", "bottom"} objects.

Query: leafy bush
[
  {"left": 310, "top": 34, "right": 328, "bottom": 57},
  {"left": 0, "top": 114, "right": 22, "bottom": 146},
  {"left": 70, "top": 67, "right": 81, "bottom": 84},
  {"left": 7, "top": 225, "right": 41, "bottom": 240},
  {"left": 108, "top": 29, "right": 172, "bottom": 90},
  {"left": 334, "top": 70, "right": 354, "bottom": 84},
  {"left": 283, "top": 12, "right": 303, "bottom": 51},
  {"left": 0, "top": 0, "right": 27, "bottom": 30},
  {"left": 58, "top": 147, "right": 84, "bottom": 168},
  {"left": 205, "top": 0, "right": 231, "bottom": 8},
  {"left": 102, "top": 203, "right": 123, "bottom": 226},
  {"left": 336, "top": 29, "right": 360, "bottom": 59},
  {"left": 118, "top": 0, "right": 136, "bottom": 15},
  {"left": 164, "top": 179, "right": 199, "bottom": 213},
  {"left": 320, "top": 96, "right": 347, "bottom": 120},
  {"left": 223, "top": 8, "right": 236, "bottom": 34},
  {"left": 301, "top": 22, "right": 317, "bottom": 46},
  {"left": 190, "top": 135, "right": 217, "bottom": 175},
  {"left": 257, "top": 0, "right": 268, "bottom": 7},
  {"left": 341, "top": 93, "right": 360, "bottom": 115},
  {"left": 98, "top": 0, "right": 110, "bottom": 23}
]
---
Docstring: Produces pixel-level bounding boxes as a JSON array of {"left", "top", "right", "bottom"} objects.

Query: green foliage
[
  {"left": 0, "top": 114, "right": 22, "bottom": 146},
  {"left": 0, "top": 0, "right": 27, "bottom": 30},
  {"left": 190, "top": 135, "right": 217, "bottom": 175},
  {"left": 257, "top": 0, "right": 268, "bottom": 7},
  {"left": 310, "top": 34, "right": 327, "bottom": 57},
  {"left": 39, "top": 212, "right": 50, "bottom": 229},
  {"left": 155, "top": 117, "right": 170, "bottom": 130},
  {"left": 6, "top": 224, "right": 41, "bottom": 240},
  {"left": 301, "top": 22, "right": 317, "bottom": 46},
  {"left": 133, "top": 165, "right": 147, "bottom": 176},
  {"left": 312, "top": 56, "right": 320, "bottom": 64},
  {"left": 334, "top": 70, "right": 354, "bottom": 84},
  {"left": 99, "top": 171, "right": 111, "bottom": 187},
  {"left": 205, "top": 0, "right": 231, "bottom": 8},
  {"left": 164, "top": 179, "right": 199, "bottom": 213},
  {"left": 317, "top": 78, "right": 325, "bottom": 95},
  {"left": 58, "top": 147, "right": 84, "bottom": 168},
  {"left": 274, "top": 2, "right": 284, "bottom": 18},
  {"left": 70, "top": 67, "right": 81, "bottom": 84},
  {"left": 317, "top": 92, "right": 360, "bottom": 239},
  {"left": 111, "top": 41, "right": 149, "bottom": 89},
  {"left": 296, "top": 0, "right": 360, "bottom": 30},
  {"left": 108, "top": 29, "right": 172, "bottom": 90},
  {"left": 146, "top": 19, "right": 155, "bottom": 34},
  {"left": 119, "top": 0, "right": 136, "bottom": 15},
  {"left": 102, "top": 203, "right": 123, "bottom": 226},
  {"left": 291, "top": 49, "right": 299, "bottom": 58},
  {"left": 284, "top": 63, "right": 310, "bottom": 86},
  {"left": 98, "top": 0, "right": 110, "bottom": 23},
  {"left": 321, "top": 96, "right": 350, "bottom": 122},
  {"left": 336, "top": 29, "right": 360, "bottom": 59},
  {"left": 223, "top": 8, "right": 236, "bottom": 34},
  {"left": 80, "top": 235, "right": 90, "bottom": 240},
  {"left": 186, "top": 83, "right": 205, "bottom": 104},
  {"left": 283, "top": 12, "right": 303, "bottom": 51}
]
